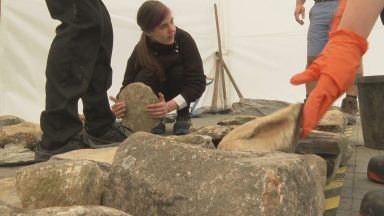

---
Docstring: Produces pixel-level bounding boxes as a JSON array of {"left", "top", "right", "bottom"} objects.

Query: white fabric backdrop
[{"left": 1, "top": 0, "right": 383, "bottom": 123}]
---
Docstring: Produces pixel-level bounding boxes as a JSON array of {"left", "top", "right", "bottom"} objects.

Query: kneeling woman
[{"left": 112, "top": 0, "right": 206, "bottom": 135}]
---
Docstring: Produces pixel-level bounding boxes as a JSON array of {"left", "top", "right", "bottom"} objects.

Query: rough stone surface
[
  {"left": 316, "top": 110, "right": 347, "bottom": 133},
  {"left": 0, "top": 115, "right": 25, "bottom": 127},
  {"left": 166, "top": 134, "right": 215, "bottom": 149},
  {"left": 18, "top": 206, "right": 132, "bottom": 216},
  {"left": 303, "top": 154, "right": 327, "bottom": 216},
  {"left": 118, "top": 83, "right": 160, "bottom": 132},
  {"left": 0, "top": 121, "right": 41, "bottom": 150},
  {"left": 52, "top": 147, "right": 117, "bottom": 165},
  {"left": 0, "top": 177, "right": 21, "bottom": 208},
  {"left": 339, "top": 134, "right": 353, "bottom": 166},
  {"left": 218, "top": 104, "right": 302, "bottom": 153},
  {"left": 103, "top": 132, "right": 319, "bottom": 216},
  {"left": 16, "top": 160, "right": 109, "bottom": 210},
  {"left": 190, "top": 125, "right": 233, "bottom": 146},
  {"left": 0, "top": 200, "right": 21, "bottom": 216},
  {"left": 217, "top": 115, "right": 257, "bottom": 126},
  {"left": 232, "top": 98, "right": 291, "bottom": 116},
  {"left": 0, "top": 145, "right": 35, "bottom": 166},
  {"left": 296, "top": 130, "right": 342, "bottom": 155}
]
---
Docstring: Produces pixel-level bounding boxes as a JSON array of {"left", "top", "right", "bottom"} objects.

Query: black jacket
[{"left": 120, "top": 27, "right": 206, "bottom": 104}]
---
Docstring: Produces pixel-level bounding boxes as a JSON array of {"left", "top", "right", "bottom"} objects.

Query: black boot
[
  {"left": 173, "top": 114, "right": 192, "bottom": 135},
  {"left": 82, "top": 122, "right": 131, "bottom": 149},
  {"left": 151, "top": 118, "right": 166, "bottom": 135},
  {"left": 35, "top": 134, "right": 86, "bottom": 163}
]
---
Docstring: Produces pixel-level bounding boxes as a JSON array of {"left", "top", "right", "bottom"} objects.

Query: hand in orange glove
[{"left": 291, "top": 29, "right": 368, "bottom": 137}]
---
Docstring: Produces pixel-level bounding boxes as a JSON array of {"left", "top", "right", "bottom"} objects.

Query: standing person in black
[
  {"left": 111, "top": 0, "right": 206, "bottom": 135},
  {"left": 35, "top": 0, "right": 128, "bottom": 162}
]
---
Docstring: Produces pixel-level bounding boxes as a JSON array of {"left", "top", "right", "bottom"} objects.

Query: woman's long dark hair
[{"left": 136, "top": 1, "right": 171, "bottom": 80}]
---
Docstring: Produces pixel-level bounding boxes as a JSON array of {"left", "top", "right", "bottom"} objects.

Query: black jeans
[
  {"left": 40, "top": 0, "right": 115, "bottom": 150},
  {"left": 134, "top": 64, "right": 190, "bottom": 116}
]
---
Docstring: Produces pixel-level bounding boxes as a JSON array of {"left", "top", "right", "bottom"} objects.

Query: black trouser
[
  {"left": 40, "top": 0, "right": 115, "bottom": 151},
  {"left": 134, "top": 64, "right": 190, "bottom": 116}
]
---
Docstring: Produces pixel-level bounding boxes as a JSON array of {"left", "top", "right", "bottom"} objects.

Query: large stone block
[{"left": 103, "top": 132, "right": 320, "bottom": 216}]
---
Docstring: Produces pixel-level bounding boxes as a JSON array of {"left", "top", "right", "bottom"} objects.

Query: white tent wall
[
  {"left": 223, "top": 0, "right": 384, "bottom": 104},
  {"left": 0, "top": 0, "right": 383, "bottom": 124}
]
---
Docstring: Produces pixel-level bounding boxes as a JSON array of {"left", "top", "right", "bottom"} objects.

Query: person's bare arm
[
  {"left": 294, "top": 0, "right": 307, "bottom": 25},
  {"left": 338, "top": 0, "right": 384, "bottom": 38}
]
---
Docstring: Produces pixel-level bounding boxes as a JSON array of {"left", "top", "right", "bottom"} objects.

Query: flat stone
[
  {"left": 218, "top": 104, "right": 302, "bottom": 153},
  {"left": 18, "top": 206, "right": 132, "bottom": 216},
  {"left": 0, "top": 115, "right": 24, "bottom": 127},
  {"left": 16, "top": 160, "right": 109, "bottom": 210},
  {"left": 0, "top": 145, "right": 35, "bottom": 166},
  {"left": 0, "top": 121, "right": 41, "bottom": 150},
  {"left": 52, "top": 147, "right": 117, "bottom": 165},
  {"left": 118, "top": 83, "right": 160, "bottom": 132},
  {"left": 217, "top": 115, "right": 257, "bottom": 126},
  {"left": 166, "top": 134, "right": 215, "bottom": 149},
  {"left": 232, "top": 98, "right": 291, "bottom": 116}
]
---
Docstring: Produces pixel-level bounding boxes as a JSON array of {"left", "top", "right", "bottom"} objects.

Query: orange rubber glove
[
  {"left": 291, "top": 29, "right": 368, "bottom": 137},
  {"left": 330, "top": 0, "right": 347, "bottom": 31}
]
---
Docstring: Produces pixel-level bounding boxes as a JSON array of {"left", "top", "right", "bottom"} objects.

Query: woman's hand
[
  {"left": 146, "top": 93, "right": 169, "bottom": 119},
  {"left": 109, "top": 96, "right": 126, "bottom": 119}
]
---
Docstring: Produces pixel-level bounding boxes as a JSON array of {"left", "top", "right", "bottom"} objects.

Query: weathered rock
[
  {"left": 0, "top": 177, "right": 21, "bottom": 208},
  {"left": 18, "top": 206, "right": 132, "bottom": 216},
  {"left": 0, "top": 145, "right": 35, "bottom": 166},
  {"left": 303, "top": 154, "right": 327, "bottom": 216},
  {"left": 0, "top": 121, "right": 41, "bottom": 150},
  {"left": 103, "top": 132, "right": 320, "bottom": 216},
  {"left": 316, "top": 110, "right": 347, "bottom": 133},
  {"left": 296, "top": 130, "right": 342, "bottom": 155},
  {"left": 0, "top": 115, "right": 25, "bottom": 127},
  {"left": 339, "top": 134, "right": 353, "bottom": 166},
  {"left": 118, "top": 83, "right": 159, "bottom": 132},
  {"left": 190, "top": 125, "right": 233, "bottom": 147},
  {"left": 52, "top": 147, "right": 117, "bottom": 165},
  {"left": 232, "top": 98, "right": 291, "bottom": 116},
  {"left": 166, "top": 134, "right": 215, "bottom": 149},
  {"left": 320, "top": 153, "right": 342, "bottom": 184},
  {"left": 217, "top": 115, "right": 257, "bottom": 126},
  {"left": 0, "top": 200, "right": 21, "bottom": 216},
  {"left": 16, "top": 160, "right": 109, "bottom": 210},
  {"left": 218, "top": 104, "right": 302, "bottom": 153}
]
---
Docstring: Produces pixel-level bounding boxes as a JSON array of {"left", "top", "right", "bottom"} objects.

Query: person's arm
[
  {"left": 177, "top": 29, "right": 206, "bottom": 104},
  {"left": 294, "top": 0, "right": 306, "bottom": 25},
  {"left": 338, "top": 0, "right": 384, "bottom": 38},
  {"left": 290, "top": 0, "right": 384, "bottom": 137}
]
